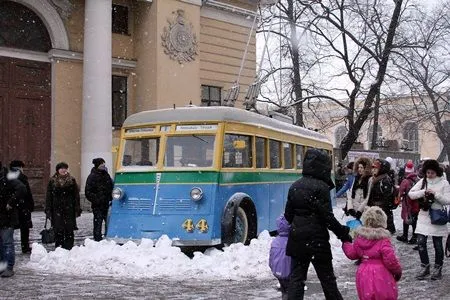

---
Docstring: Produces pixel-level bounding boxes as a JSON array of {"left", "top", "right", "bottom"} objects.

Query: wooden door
[{"left": 0, "top": 57, "right": 51, "bottom": 206}]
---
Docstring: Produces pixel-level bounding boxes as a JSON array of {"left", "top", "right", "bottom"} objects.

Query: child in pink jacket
[{"left": 342, "top": 206, "right": 402, "bottom": 300}]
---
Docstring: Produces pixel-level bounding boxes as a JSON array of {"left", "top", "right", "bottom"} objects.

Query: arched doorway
[{"left": 0, "top": 1, "right": 52, "bottom": 204}]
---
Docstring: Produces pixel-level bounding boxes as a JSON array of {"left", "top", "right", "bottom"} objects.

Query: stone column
[{"left": 81, "top": 0, "right": 112, "bottom": 187}]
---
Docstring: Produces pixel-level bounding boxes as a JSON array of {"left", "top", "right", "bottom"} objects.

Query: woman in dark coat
[
  {"left": 284, "top": 148, "right": 351, "bottom": 300},
  {"left": 368, "top": 159, "right": 396, "bottom": 234},
  {"left": 45, "top": 162, "right": 81, "bottom": 250}
]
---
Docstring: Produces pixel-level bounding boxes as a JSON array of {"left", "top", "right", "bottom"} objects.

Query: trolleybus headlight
[
  {"left": 112, "top": 187, "right": 124, "bottom": 200},
  {"left": 190, "top": 187, "right": 203, "bottom": 201}
]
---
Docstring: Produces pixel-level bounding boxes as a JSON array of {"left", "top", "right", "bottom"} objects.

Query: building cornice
[
  {"left": 179, "top": 0, "right": 202, "bottom": 6},
  {"left": 48, "top": 49, "right": 137, "bottom": 69},
  {"left": 201, "top": 1, "right": 257, "bottom": 28},
  {"left": 0, "top": 46, "right": 49, "bottom": 62}
]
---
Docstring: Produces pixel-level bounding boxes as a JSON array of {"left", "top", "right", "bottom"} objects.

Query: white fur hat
[{"left": 361, "top": 206, "right": 387, "bottom": 229}]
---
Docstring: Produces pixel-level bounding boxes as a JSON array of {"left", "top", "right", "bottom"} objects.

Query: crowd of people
[
  {"left": 269, "top": 151, "right": 450, "bottom": 300},
  {"left": 0, "top": 158, "right": 113, "bottom": 278}
]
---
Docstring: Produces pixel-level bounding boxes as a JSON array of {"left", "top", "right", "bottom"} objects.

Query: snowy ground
[{"left": 0, "top": 198, "right": 448, "bottom": 299}]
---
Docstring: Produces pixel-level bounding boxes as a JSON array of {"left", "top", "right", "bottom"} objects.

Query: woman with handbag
[
  {"left": 45, "top": 162, "right": 81, "bottom": 250},
  {"left": 408, "top": 159, "right": 450, "bottom": 280}
]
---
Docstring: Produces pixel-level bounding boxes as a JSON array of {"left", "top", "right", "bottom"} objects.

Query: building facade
[{"left": 0, "top": 0, "right": 257, "bottom": 204}]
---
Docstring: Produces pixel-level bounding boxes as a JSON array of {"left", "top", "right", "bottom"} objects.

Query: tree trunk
[
  {"left": 287, "top": 0, "right": 304, "bottom": 127},
  {"left": 339, "top": 0, "right": 403, "bottom": 160},
  {"left": 371, "top": 92, "right": 381, "bottom": 149}
]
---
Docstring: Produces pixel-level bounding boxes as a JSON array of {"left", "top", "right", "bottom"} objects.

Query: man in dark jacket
[
  {"left": 284, "top": 148, "right": 351, "bottom": 300},
  {"left": 0, "top": 164, "right": 26, "bottom": 277},
  {"left": 85, "top": 158, "right": 113, "bottom": 241},
  {"left": 9, "top": 160, "right": 34, "bottom": 253}
]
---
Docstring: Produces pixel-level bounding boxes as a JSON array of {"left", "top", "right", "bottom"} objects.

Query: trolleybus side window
[
  {"left": 223, "top": 134, "right": 252, "bottom": 168},
  {"left": 122, "top": 138, "right": 159, "bottom": 167},
  {"left": 255, "top": 137, "right": 267, "bottom": 168},
  {"left": 269, "top": 139, "right": 282, "bottom": 169},
  {"left": 296, "top": 144, "right": 304, "bottom": 169},
  {"left": 283, "top": 143, "right": 294, "bottom": 169},
  {"left": 165, "top": 135, "right": 216, "bottom": 167}
]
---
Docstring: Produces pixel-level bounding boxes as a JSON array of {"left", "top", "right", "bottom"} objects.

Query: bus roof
[{"left": 123, "top": 106, "right": 331, "bottom": 144}]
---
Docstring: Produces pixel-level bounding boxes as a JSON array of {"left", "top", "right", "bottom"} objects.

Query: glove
[
  {"left": 338, "top": 226, "right": 353, "bottom": 243},
  {"left": 348, "top": 209, "right": 356, "bottom": 217},
  {"left": 355, "top": 211, "right": 362, "bottom": 220},
  {"left": 393, "top": 273, "right": 402, "bottom": 282}
]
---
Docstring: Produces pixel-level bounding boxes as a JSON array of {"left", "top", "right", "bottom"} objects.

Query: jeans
[
  {"left": 0, "top": 228, "right": 15, "bottom": 270},
  {"left": 93, "top": 208, "right": 108, "bottom": 241},
  {"left": 288, "top": 250, "right": 343, "bottom": 300},
  {"left": 417, "top": 234, "right": 444, "bottom": 266}
]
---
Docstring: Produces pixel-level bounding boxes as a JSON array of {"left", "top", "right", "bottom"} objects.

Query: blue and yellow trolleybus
[{"left": 107, "top": 107, "right": 333, "bottom": 246}]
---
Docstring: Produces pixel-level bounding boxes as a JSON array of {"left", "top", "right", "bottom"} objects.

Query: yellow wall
[
  {"left": 52, "top": 60, "right": 83, "bottom": 180},
  {"left": 199, "top": 17, "right": 256, "bottom": 107}
]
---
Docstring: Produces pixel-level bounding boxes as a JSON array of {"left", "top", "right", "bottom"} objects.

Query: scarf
[{"left": 351, "top": 174, "right": 370, "bottom": 199}]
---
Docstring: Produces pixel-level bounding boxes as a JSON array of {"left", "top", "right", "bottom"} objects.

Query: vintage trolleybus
[{"left": 107, "top": 107, "right": 333, "bottom": 246}]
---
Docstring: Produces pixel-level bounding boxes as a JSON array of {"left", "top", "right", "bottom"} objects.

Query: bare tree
[
  {"left": 390, "top": 1, "right": 450, "bottom": 161},
  {"left": 258, "top": 0, "right": 406, "bottom": 159}
]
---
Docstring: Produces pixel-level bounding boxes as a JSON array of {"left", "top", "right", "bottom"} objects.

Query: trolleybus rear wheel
[{"left": 233, "top": 207, "right": 249, "bottom": 244}]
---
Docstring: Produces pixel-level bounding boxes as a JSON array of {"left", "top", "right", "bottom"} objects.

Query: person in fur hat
[
  {"left": 368, "top": 158, "right": 396, "bottom": 234},
  {"left": 342, "top": 206, "right": 402, "bottom": 300},
  {"left": 45, "top": 162, "right": 81, "bottom": 250},
  {"left": 408, "top": 159, "right": 450, "bottom": 280},
  {"left": 345, "top": 157, "right": 372, "bottom": 219}
]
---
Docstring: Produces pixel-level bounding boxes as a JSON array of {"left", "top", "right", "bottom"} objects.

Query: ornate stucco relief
[{"left": 161, "top": 10, "right": 198, "bottom": 64}]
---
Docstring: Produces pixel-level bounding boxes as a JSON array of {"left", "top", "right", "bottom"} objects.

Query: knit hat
[
  {"left": 55, "top": 162, "right": 69, "bottom": 172},
  {"left": 92, "top": 158, "right": 106, "bottom": 168},
  {"left": 422, "top": 159, "right": 443, "bottom": 177},
  {"left": 362, "top": 206, "right": 387, "bottom": 229},
  {"left": 404, "top": 160, "right": 414, "bottom": 173},
  {"left": 10, "top": 160, "right": 25, "bottom": 169}
]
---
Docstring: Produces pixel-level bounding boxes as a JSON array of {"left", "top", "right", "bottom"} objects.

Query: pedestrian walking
[
  {"left": 85, "top": 158, "right": 113, "bottom": 241},
  {"left": 408, "top": 159, "right": 450, "bottom": 280},
  {"left": 0, "top": 163, "right": 26, "bottom": 277},
  {"left": 368, "top": 159, "right": 396, "bottom": 234},
  {"left": 269, "top": 215, "right": 291, "bottom": 300},
  {"left": 284, "top": 148, "right": 351, "bottom": 300},
  {"left": 45, "top": 162, "right": 81, "bottom": 250},
  {"left": 342, "top": 206, "right": 402, "bottom": 300},
  {"left": 345, "top": 157, "right": 372, "bottom": 220},
  {"left": 396, "top": 161, "right": 419, "bottom": 244},
  {"left": 9, "top": 160, "right": 34, "bottom": 253}
]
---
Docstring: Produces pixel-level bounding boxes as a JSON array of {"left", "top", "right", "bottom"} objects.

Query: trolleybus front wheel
[{"left": 232, "top": 206, "right": 249, "bottom": 244}]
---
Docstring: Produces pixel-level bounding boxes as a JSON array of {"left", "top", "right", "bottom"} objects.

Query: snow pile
[{"left": 28, "top": 231, "right": 277, "bottom": 280}]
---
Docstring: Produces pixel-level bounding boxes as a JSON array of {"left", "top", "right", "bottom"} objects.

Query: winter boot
[
  {"left": 396, "top": 235, "right": 408, "bottom": 243},
  {"left": 430, "top": 265, "right": 442, "bottom": 280},
  {"left": 408, "top": 235, "right": 417, "bottom": 245},
  {"left": 416, "top": 264, "right": 430, "bottom": 280},
  {"left": 0, "top": 269, "right": 14, "bottom": 278}
]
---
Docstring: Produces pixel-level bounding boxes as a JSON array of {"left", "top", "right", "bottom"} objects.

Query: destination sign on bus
[
  {"left": 125, "top": 127, "right": 155, "bottom": 134},
  {"left": 176, "top": 124, "right": 218, "bottom": 131}
]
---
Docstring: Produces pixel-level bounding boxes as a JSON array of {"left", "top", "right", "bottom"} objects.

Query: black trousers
[
  {"left": 93, "top": 208, "right": 108, "bottom": 241},
  {"left": 383, "top": 208, "right": 396, "bottom": 234},
  {"left": 55, "top": 230, "right": 74, "bottom": 250},
  {"left": 288, "top": 247, "right": 343, "bottom": 300},
  {"left": 20, "top": 226, "right": 30, "bottom": 251}
]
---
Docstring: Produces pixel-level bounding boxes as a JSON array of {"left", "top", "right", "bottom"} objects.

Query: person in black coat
[
  {"left": 45, "top": 162, "right": 81, "bottom": 250},
  {"left": 368, "top": 158, "right": 396, "bottom": 234},
  {"left": 9, "top": 160, "right": 34, "bottom": 253},
  {"left": 284, "top": 148, "right": 351, "bottom": 300},
  {"left": 85, "top": 158, "right": 113, "bottom": 241},
  {"left": 0, "top": 164, "right": 26, "bottom": 277}
]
